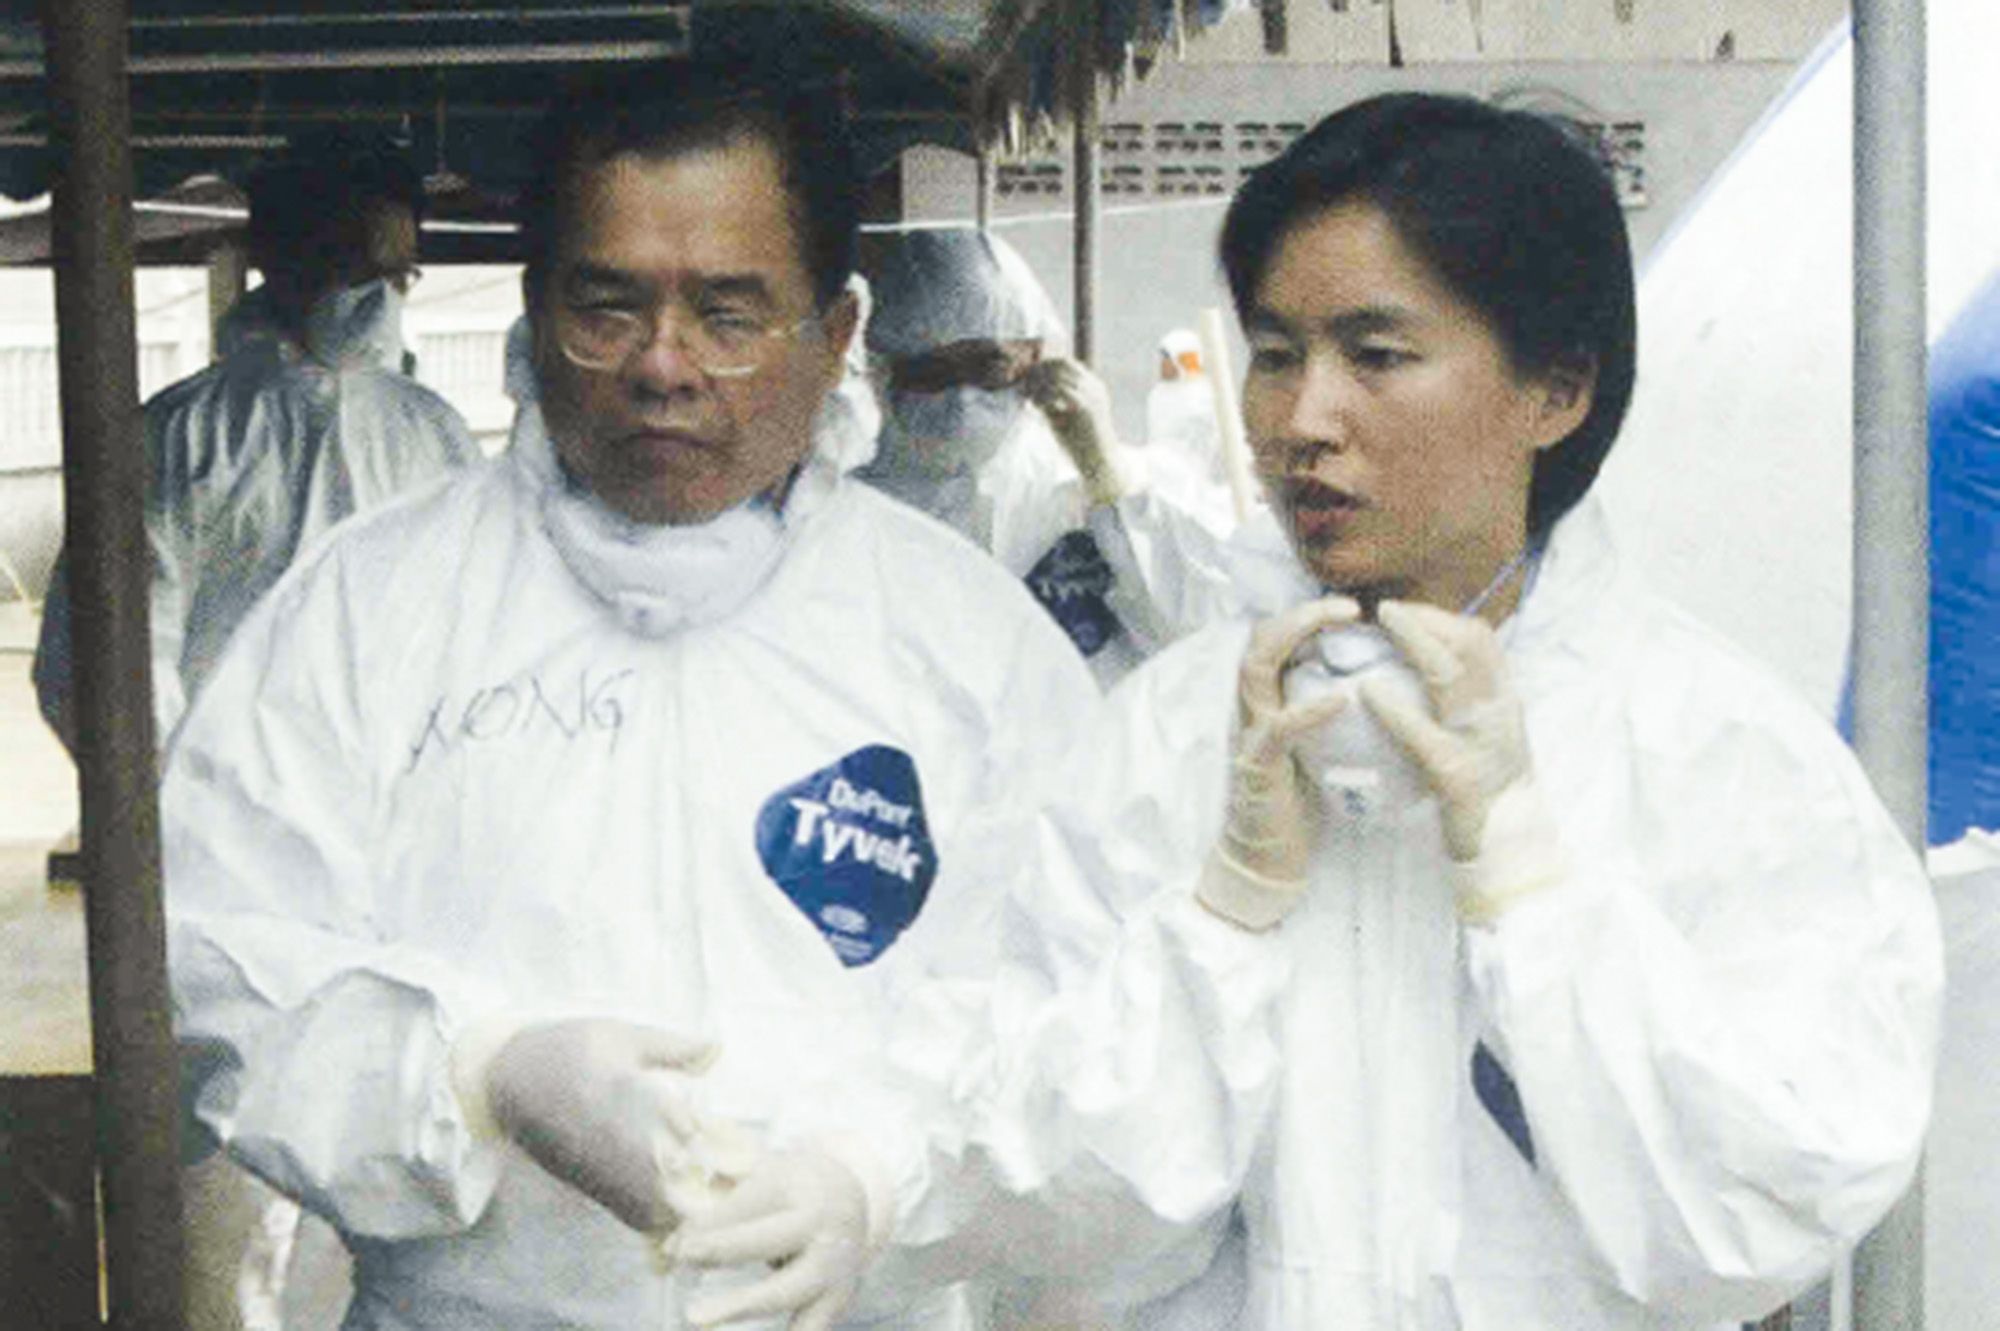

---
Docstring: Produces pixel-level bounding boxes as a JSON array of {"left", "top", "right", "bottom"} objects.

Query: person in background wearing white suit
[
  {"left": 859, "top": 230, "right": 1277, "bottom": 688},
  {"left": 34, "top": 132, "right": 473, "bottom": 755},
  {"left": 34, "top": 132, "right": 474, "bottom": 1331}
]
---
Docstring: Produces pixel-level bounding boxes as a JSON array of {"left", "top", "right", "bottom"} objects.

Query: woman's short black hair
[
  {"left": 1220, "top": 93, "right": 1638, "bottom": 537},
  {"left": 516, "top": 55, "right": 858, "bottom": 311}
]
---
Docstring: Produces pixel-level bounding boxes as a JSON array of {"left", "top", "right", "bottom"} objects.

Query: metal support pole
[
  {"left": 975, "top": 144, "right": 993, "bottom": 233},
  {"left": 1849, "top": 0, "right": 1928, "bottom": 1324},
  {"left": 1068, "top": 0, "right": 1099, "bottom": 366},
  {"left": 40, "top": 0, "right": 188, "bottom": 1327}
]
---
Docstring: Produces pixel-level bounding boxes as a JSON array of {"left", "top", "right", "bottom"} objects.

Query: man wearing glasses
[{"left": 157, "top": 59, "right": 1098, "bottom": 1331}]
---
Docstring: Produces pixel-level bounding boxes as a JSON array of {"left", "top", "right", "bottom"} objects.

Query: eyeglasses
[
  {"left": 886, "top": 339, "right": 1042, "bottom": 395},
  {"left": 552, "top": 297, "right": 818, "bottom": 380}
]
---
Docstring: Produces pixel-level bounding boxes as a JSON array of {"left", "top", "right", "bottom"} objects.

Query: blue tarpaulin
[{"left": 1927, "top": 270, "right": 2000, "bottom": 843}]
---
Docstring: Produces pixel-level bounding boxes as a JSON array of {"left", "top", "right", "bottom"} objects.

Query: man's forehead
[
  {"left": 552, "top": 140, "right": 810, "bottom": 290},
  {"left": 562, "top": 259, "right": 777, "bottom": 304}
]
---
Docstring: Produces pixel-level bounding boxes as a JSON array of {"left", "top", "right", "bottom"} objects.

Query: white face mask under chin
[
  {"left": 508, "top": 396, "right": 797, "bottom": 639},
  {"left": 302, "top": 277, "right": 407, "bottom": 371},
  {"left": 540, "top": 477, "right": 788, "bottom": 638}
]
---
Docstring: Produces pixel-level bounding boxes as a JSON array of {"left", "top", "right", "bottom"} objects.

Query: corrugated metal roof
[
  {"left": 0, "top": 1, "right": 1264, "bottom": 198},
  {"left": 0, "top": 0, "right": 1261, "bottom": 259}
]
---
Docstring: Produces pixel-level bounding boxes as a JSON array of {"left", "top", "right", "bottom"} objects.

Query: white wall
[
  {"left": 1601, "top": 0, "right": 2000, "bottom": 718},
  {"left": 901, "top": 55, "right": 1813, "bottom": 451}
]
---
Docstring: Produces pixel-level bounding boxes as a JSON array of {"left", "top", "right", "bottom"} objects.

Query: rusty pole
[
  {"left": 39, "top": 0, "right": 188, "bottom": 1326},
  {"left": 975, "top": 144, "right": 993, "bottom": 233},
  {"left": 1067, "top": 0, "right": 1099, "bottom": 366}
]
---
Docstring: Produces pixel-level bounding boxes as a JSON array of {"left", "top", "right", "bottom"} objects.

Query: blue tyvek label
[
  {"left": 1472, "top": 1041, "right": 1536, "bottom": 1167},
  {"left": 1025, "top": 529, "right": 1121, "bottom": 658},
  {"left": 754, "top": 745, "right": 938, "bottom": 967}
]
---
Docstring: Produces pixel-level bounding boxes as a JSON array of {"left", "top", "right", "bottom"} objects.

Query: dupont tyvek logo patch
[
  {"left": 754, "top": 745, "right": 938, "bottom": 967},
  {"left": 1025, "top": 529, "right": 1120, "bottom": 658}
]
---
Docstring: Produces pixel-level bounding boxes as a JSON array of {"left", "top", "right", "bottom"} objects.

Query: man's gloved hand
[
  {"left": 1021, "top": 357, "right": 1130, "bottom": 508},
  {"left": 1360, "top": 599, "right": 1567, "bottom": 921},
  {"left": 1196, "top": 594, "right": 1361, "bottom": 930},
  {"left": 664, "top": 1142, "right": 887, "bottom": 1331},
  {"left": 465, "top": 1017, "right": 718, "bottom": 1233}
]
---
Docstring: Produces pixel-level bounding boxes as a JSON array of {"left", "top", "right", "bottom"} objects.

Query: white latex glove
[
  {"left": 1196, "top": 594, "right": 1361, "bottom": 930},
  {"left": 1359, "top": 599, "right": 1567, "bottom": 921},
  {"left": 654, "top": 1111, "right": 764, "bottom": 1223},
  {"left": 663, "top": 1142, "right": 888, "bottom": 1331},
  {"left": 464, "top": 1017, "right": 718, "bottom": 1233},
  {"left": 1021, "top": 357, "right": 1131, "bottom": 507}
]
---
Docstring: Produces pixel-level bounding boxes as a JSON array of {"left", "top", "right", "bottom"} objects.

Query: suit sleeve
[
  {"left": 165, "top": 549, "right": 511, "bottom": 1239},
  {"left": 1465, "top": 679, "right": 1942, "bottom": 1321}
]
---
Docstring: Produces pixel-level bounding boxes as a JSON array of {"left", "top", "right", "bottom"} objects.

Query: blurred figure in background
[
  {"left": 860, "top": 231, "right": 1309, "bottom": 689},
  {"left": 33, "top": 130, "right": 473, "bottom": 1331},
  {"left": 857, "top": 228, "right": 1143, "bottom": 684},
  {"left": 35, "top": 129, "right": 473, "bottom": 752},
  {"left": 1141, "top": 327, "right": 1232, "bottom": 524}
]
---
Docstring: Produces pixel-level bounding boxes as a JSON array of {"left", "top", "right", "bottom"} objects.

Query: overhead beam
[
  {"left": 128, "top": 4, "right": 691, "bottom": 28},
  {"left": 0, "top": 40, "right": 689, "bottom": 78}
]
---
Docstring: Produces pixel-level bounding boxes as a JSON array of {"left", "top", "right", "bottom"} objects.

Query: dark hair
[
  {"left": 516, "top": 57, "right": 858, "bottom": 310},
  {"left": 245, "top": 130, "right": 425, "bottom": 277},
  {"left": 1220, "top": 93, "right": 1637, "bottom": 537}
]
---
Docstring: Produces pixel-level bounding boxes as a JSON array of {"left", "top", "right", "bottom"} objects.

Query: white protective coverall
[
  {"left": 858, "top": 231, "right": 1155, "bottom": 687},
  {"left": 859, "top": 495, "right": 1941, "bottom": 1330},
  {"left": 161, "top": 331, "right": 1108, "bottom": 1329},
  {"left": 1139, "top": 328, "right": 1236, "bottom": 535},
  {"left": 33, "top": 279, "right": 475, "bottom": 751}
]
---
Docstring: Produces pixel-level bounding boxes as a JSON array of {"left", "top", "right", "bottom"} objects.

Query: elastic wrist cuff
[
  {"left": 1196, "top": 848, "right": 1304, "bottom": 932},
  {"left": 1451, "top": 779, "right": 1568, "bottom": 926},
  {"left": 448, "top": 1012, "right": 542, "bottom": 1143},
  {"left": 1452, "top": 865, "right": 1565, "bottom": 925}
]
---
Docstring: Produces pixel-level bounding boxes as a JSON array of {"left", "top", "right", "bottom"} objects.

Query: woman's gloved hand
[
  {"left": 1360, "top": 599, "right": 1567, "bottom": 922},
  {"left": 1021, "top": 357, "right": 1130, "bottom": 508},
  {"left": 665, "top": 1141, "right": 890, "bottom": 1331},
  {"left": 461, "top": 1017, "right": 719, "bottom": 1233},
  {"left": 1196, "top": 594, "right": 1362, "bottom": 930}
]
